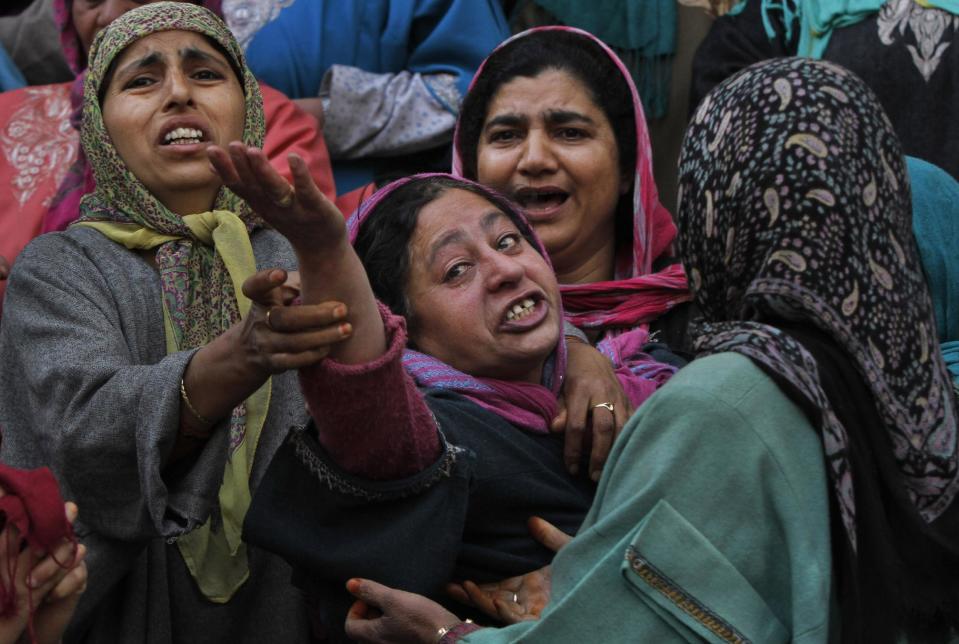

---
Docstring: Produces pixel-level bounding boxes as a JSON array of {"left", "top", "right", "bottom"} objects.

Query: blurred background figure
[
  {"left": 690, "top": 0, "right": 959, "bottom": 180},
  {"left": 221, "top": 0, "right": 510, "bottom": 194}
]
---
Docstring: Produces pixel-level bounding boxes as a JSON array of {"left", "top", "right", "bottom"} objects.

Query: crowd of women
[{"left": 0, "top": 0, "right": 957, "bottom": 642}]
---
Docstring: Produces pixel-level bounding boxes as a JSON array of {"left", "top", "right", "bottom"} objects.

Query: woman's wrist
[{"left": 436, "top": 619, "right": 480, "bottom": 643}]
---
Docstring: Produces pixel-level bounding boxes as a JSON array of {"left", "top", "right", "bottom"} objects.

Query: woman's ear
[{"left": 620, "top": 172, "right": 631, "bottom": 195}]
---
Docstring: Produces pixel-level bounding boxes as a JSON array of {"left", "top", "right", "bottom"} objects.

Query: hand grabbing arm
[
  {"left": 344, "top": 578, "right": 462, "bottom": 644},
  {"left": 208, "top": 143, "right": 386, "bottom": 366}
]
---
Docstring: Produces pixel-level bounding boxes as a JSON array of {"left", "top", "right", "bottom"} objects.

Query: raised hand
[
  {"left": 208, "top": 142, "right": 346, "bottom": 254},
  {"left": 446, "top": 517, "right": 572, "bottom": 624},
  {"left": 554, "top": 339, "right": 633, "bottom": 481}
]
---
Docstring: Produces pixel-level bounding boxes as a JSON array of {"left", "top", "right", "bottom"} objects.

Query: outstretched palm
[
  {"left": 446, "top": 517, "right": 572, "bottom": 624},
  {"left": 208, "top": 142, "right": 346, "bottom": 253}
]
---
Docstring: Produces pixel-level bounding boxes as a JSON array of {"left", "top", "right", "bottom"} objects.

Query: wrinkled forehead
[
  {"left": 411, "top": 189, "right": 517, "bottom": 250},
  {"left": 86, "top": 2, "right": 242, "bottom": 87},
  {"left": 109, "top": 29, "right": 225, "bottom": 73}
]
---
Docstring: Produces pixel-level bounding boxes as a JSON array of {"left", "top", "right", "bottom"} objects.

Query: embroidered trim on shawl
[
  {"left": 289, "top": 423, "right": 460, "bottom": 502},
  {"left": 625, "top": 546, "right": 749, "bottom": 644}
]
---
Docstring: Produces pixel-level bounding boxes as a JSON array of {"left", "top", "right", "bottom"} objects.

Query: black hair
[
  {"left": 354, "top": 176, "right": 540, "bottom": 332},
  {"left": 457, "top": 29, "right": 637, "bottom": 248}
]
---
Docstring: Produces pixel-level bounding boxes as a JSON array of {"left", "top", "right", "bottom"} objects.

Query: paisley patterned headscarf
[
  {"left": 75, "top": 2, "right": 267, "bottom": 603},
  {"left": 679, "top": 57, "right": 959, "bottom": 641},
  {"left": 44, "top": 0, "right": 224, "bottom": 234}
]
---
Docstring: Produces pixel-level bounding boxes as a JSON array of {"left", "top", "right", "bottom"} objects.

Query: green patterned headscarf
[{"left": 76, "top": 2, "right": 268, "bottom": 603}]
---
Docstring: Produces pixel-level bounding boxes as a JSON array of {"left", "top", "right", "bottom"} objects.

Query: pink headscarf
[
  {"left": 348, "top": 173, "right": 568, "bottom": 434},
  {"left": 452, "top": 26, "right": 691, "bottom": 338},
  {"left": 42, "top": 0, "right": 223, "bottom": 233}
]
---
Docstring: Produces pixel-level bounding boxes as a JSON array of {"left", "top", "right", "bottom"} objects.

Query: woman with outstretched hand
[{"left": 0, "top": 4, "right": 343, "bottom": 641}]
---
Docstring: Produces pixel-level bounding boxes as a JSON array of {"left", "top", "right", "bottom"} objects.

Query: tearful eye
[
  {"left": 489, "top": 130, "right": 520, "bottom": 144},
  {"left": 444, "top": 263, "right": 470, "bottom": 281},
  {"left": 123, "top": 76, "right": 155, "bottom": 90},
  {"left": 557, "top": 128, "right": 586, "bottom": 140},
  {"left": 497, "top": 233, "right": 520, "bottom": 251},
  {"left": 193, "top": 69, "right": 224, "bottom": 81}
]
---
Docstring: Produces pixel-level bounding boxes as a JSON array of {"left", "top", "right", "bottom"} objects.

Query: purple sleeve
[{"left": 298, "top": 303, "right": 441, "bottom": 479}]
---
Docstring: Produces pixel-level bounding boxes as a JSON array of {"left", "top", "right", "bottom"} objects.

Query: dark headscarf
[{"left": 678, "top": 57, "right": 959, "bottom": 642}]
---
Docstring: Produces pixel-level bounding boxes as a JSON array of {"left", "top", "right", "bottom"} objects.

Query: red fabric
[
  {"left": 559, "top": 263, "right": 692, "bottom": 330},
  {"left": 334, "top": 182, "right": 377, "bottom": 218},
  {"left": 258, "top": 83, "right": 336, "bottom": 202},
  {"left": 0, "top": 465, "right": 75, "bottom": 642},
  {"left": 298, "top": 303, "right": 442, "bottom": 479}
]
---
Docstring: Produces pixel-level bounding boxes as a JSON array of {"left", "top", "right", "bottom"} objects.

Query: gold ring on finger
[
  {"left": 273, "top": 187, "right": 294, "bottom": 208},
  {"left": 592, "top": 402, "right": 615, "bottom": 413},
  {"left": 265, "top": 307, "right": 276, "bottom": 331}
]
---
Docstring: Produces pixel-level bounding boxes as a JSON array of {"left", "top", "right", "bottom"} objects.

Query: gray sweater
[{"left": 0, "top": 226, "right": 312, "bottom": 643}]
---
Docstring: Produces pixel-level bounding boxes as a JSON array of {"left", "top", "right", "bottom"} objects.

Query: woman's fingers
[
  {"left": 550, "top": 398, "right": 567, "bottom": 433},
  {"left": 492, "top": 597, "right": 528, "bottom": 624},
  {"left": 289, "top": 153, "right": 333, "bottom": 217},
  {"left": 247, "top": 147, "right": 295, "bottom": 206},
  {"left": 260, "top": 301, "right": 346, "bottom": 333},
  {"left": 613, "top": 393, "right": 635, "bottom": 442},
  {"left": 43, "top": 549, "right": 88, "bottom": 603},
  {"left": 561, "top": 392, "right": 587, "bottom": 476},
  {"left": 345, "top": 577, "right": 390, "bottom": 607},
  {"left": 227, "top": 141, "right": 260, "bottom": 190},
  {"left": 257, "top": 325, "right": 351, "bottom": 358},
  {"left": 242, "top": 268, "right": 287, "bottom": 305},
  {"left": 528, "top": 517, "right": 572, "bottom": 552},
  {"left": 28, "top": 538, "right": 82, "bottom": 592},
  {"left": 588, "top": 403, "right": 616, "bottom": 482},
  {"left": 444, "top": 582, "right": 471, "bottom": 607},
  {"left": 461, "top": 580, "right": 499, "bottom": 618},
  {"left": 207, "top": 145, "right": 241, "bottom": 185}
]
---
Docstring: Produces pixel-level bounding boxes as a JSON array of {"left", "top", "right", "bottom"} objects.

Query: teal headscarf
[
  {"left": 909, "top": 156, "right": 959, "bottom": 389},
  {"left": 731, "top": 0, "right": 959, "bottom": 57}
]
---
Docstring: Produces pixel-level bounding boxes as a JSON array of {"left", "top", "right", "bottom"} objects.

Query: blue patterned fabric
[{"left": 225, "top": 0, "right": 509, "bottom": 190}]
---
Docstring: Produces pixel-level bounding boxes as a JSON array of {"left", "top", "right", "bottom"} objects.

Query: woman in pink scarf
[
  {"left": 0, "top": 0, "right": 335, "bottom": 310},
  {"left": 453, "top": 27, "right": 693, "bottom": 393}
]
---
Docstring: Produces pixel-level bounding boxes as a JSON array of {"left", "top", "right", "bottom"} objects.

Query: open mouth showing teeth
[
  {"left": 515, "top": 189, "right": 569, "bottom": 210},
  {"left": 163, "top": 127, "right": 205, "bottom": 145},
  {"left": 505, "top": 297, "right": 537, "bottom": 322}
]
